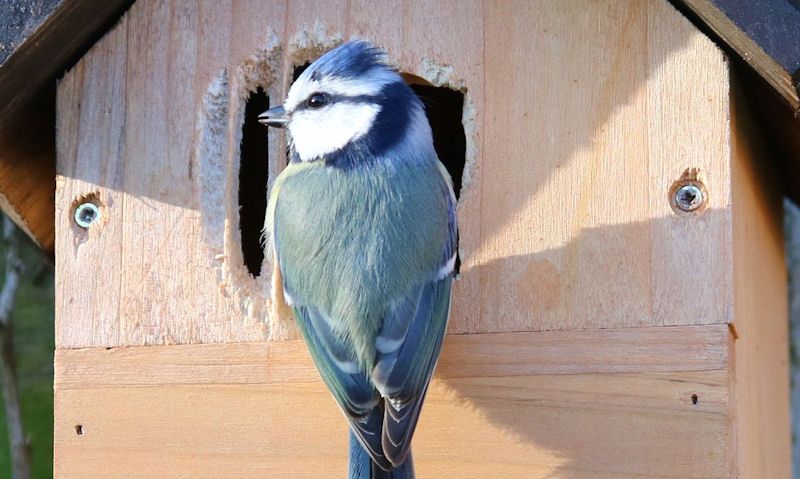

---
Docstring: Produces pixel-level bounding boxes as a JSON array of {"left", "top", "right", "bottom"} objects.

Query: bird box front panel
[
  {"left": 52, "top": 1, "right": 788, "bottom": 478},
  {"left": 56, "top": 0, "right": 730, "bottom": 349}
]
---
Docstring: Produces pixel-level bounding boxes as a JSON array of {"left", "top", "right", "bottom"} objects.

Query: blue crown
[{"left": 305, "top": 40, "right": 388, "bottom": 81}]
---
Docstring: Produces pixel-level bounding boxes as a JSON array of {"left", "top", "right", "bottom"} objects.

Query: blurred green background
[{"left": 0, "top": 235, "right": 54, "bottom": 478}]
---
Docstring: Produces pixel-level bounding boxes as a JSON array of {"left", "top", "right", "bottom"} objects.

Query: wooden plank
[
  {"left": 56, "top": 0, "right": 735, "bottom": 347},
  {"left": 54, "top": 325, "right": 730, "bottom": 389},
  {"left": 728, "top": 69, "right": 791, "bottom": 477},
  {"left": 0, "top": 1, "right": 132, "bottom": 253},
  {"left": 476, "top": 0, "right": 730, "bottom": 333},
  {"left": 677, "top": 0, "right": 800, "bottom": 113},
  {"left": 54, "top": 327, "right": 730, "bottom": 478},
  {"left": 0, "top": 87, "right": 55, "bottom": 253},
  {"left": 55, "top": 372, "right": 728, "bottom": 479}
]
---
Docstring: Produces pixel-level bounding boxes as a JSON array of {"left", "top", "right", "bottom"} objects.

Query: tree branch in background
[{"left": 0, "top": 215, "right": 30, "bottom": 479}]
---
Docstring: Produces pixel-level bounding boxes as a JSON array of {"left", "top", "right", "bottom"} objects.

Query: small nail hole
[
  {"left": 690, "top": 394, "right": 698, "bottom": 405},
  {"left": 75, "top": 424, "right": 83, "bottom": 435}
]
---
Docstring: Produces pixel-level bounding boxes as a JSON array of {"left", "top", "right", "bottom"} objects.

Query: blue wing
[
  {"left": 372, "top": 278, "right": 451, "bottom": 466},
  {"left": 293, "top": 277, "right": 452, "bottom": 470},
  {"left": 369, "top": 164, "right": 456, "bottom": 466},
  {"left": 292, "top": 304, "right": 393, "bottom": 470}
]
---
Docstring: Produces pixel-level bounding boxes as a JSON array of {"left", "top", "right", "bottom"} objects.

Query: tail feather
[{"left": 349, "top": 430, "right": 414, "bottom": 479}]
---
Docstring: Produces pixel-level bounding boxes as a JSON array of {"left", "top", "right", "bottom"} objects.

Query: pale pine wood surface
[
  {"left": 55, "top": 325, "right": 730, "bottom": 388},
  {"left": 728, "top": 74, "right": 791, "bottom": 478},
  {"left": 54, "top": 326, "right": 730, "bottom": 478},
  {"left": 681, "top": 0, "right": 800, "bottom": 113},
  {"left": 56, "top": 0, "right": 732, "bottom": 348},
  {"left": 53, "top": 0, "right": 790, "bottom": 476}
]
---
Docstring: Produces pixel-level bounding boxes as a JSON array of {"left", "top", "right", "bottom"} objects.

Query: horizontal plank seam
[{"left": 51, "top": 322, "right": 734, "bottom": 351}]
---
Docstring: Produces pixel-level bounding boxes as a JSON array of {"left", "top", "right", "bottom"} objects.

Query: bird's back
[{"left": 271, "top": 157, "right": 451, "bottom": 369}]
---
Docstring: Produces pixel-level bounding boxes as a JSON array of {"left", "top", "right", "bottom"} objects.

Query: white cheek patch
[{"left": 289, "top": 102, "right": 380, "bottom": 161}]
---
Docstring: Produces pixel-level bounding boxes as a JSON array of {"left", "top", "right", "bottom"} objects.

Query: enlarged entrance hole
[
  {"left": 239, "top": 87, "right": 270, "bottom": 277},
  {"left": 404, "top": 74, "right": 467, "bottom": 274},
  {"left": 293, "top": 62, "right": 312, "bottom": 82},
  {"left": 404, "top": 76, "right": 467, "bottom": 200}
]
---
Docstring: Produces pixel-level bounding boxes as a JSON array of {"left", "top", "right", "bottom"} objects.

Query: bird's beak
[{"left": 258, "top": 105, "right": 288, "bottom": 128}]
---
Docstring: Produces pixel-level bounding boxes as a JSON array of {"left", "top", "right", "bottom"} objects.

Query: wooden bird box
[{"left": 1, "top": 0, "right": 797, "bottom": 477}]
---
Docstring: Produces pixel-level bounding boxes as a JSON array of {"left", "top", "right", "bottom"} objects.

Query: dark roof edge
[
  {"left": 0, "top": 0, "right": 134, "bottom": 131},
  {"left": 671, "top": 0, "right": 800, "bottom": 117}
]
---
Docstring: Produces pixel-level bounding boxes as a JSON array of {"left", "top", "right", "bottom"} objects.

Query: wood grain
[
  {"left": 56, "top": 0, "right": 735, "bottom": 348},
  {"left": 0, "top": 0, "right": 131, "bottom": 251},
  {"left": 476, "top": 0, "right": 731, "bottom": 333},
  {"left": 54, "top": 326, "right": 730, "bottom": 478},
  {"left": 54, "top": 325, "right": 730, "bottom": 389},
  {"left": 0, "top": 87, "right": 55, "bottom": 254},
  {"left": 679, "top": 0, "right": 800, "bottom": 113},
  {"left": 728, "top": 71, "right": 791, "bottom": 478},
  {"left": 52, "top": 0, "right": 793, "bottom": 476}
]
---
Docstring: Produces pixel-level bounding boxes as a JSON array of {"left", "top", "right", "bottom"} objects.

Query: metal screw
[
  {"left": 74, "top": 202, "right": 101, "bottom": 228},
  {"left": 674, "top": 184, "right": 704, "bottom": 212}
]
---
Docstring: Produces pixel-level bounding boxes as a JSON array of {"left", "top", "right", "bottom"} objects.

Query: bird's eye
[{"left": 306, "top": 93, "right": 327, "bottom": 109}]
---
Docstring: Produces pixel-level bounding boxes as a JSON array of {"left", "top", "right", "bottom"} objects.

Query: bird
[{"left": 259, "top": 40, "right": 457, "bottom": 479}]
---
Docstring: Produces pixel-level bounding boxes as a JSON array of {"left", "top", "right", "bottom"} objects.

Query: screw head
[
  {"left": 74, "top": 202, "right": 101, "bottom": 228},
  {"left": 674, "top": 184, "right": 704, "bottom": 212}
]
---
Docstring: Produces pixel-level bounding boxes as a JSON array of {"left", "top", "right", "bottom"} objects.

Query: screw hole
[
  {"left": 668, "top": 170, "right": 707, "bottom": 216},
  {"left": 73, "top": 199, "right": 102, "bottom": 229},
  {"left": 690, "top": 394, "right": 698, "bottom": 405},
  {"left": 75, "top": 424, "right": 83, "bottom": 435},
  {"left": 675, "top": 184, "right": 703, "bottom": 212}
]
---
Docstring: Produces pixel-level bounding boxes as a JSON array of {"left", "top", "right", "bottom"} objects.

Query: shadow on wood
[{"left": 51, "top": 1, "right": 789, "bottom": 478}]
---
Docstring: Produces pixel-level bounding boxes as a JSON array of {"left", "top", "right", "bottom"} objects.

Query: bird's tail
[{"left": 348, "top": 430, "right": 414, "bottom": 479}]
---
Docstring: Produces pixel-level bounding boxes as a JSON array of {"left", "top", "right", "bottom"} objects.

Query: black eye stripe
[
  {"left": 332, "top": 94, "right": 381, "bottom": 104},
  {"left": 294, "top": 93, "right": 382, "bottom": 112}
]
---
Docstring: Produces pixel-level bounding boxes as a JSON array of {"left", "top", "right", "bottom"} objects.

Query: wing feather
[
  {"left": 292, "top": 304, "right": 393, "bottom": 470},
  {"left": 372, "top": 278, "right": 452, "bottom": 466}
]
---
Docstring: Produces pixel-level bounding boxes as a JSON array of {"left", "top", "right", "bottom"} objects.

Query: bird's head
[{"left": 259, "top": 40, "right": 431, "bottom": 164}]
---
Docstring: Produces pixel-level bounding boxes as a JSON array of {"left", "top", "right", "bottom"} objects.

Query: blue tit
[{"left": 259, "top": 40, "right": 457, "bottom": 479}]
